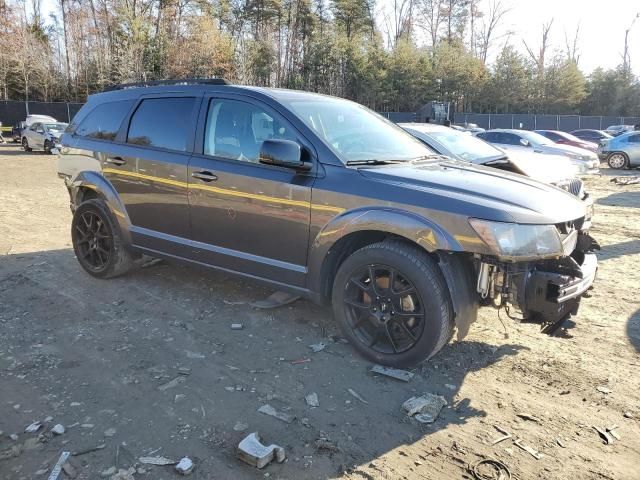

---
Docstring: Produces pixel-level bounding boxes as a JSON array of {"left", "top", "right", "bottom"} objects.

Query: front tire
[
  {"left": 607, "top": 152, "right": 628, "bottom": 169},
  {"left": 44, "top": 140, "right": 52, "bottom": 154},
  {"left": 71, "top": 199, "right": 134, "bottom": 279},
  {"left": 22, "top": 137, "right": 31, "bottom": 151},
  {"left": 332, "top": 240, "right": 453, "bottom": 367}
]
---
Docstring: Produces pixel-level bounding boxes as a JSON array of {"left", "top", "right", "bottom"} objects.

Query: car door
[
  {"left": 27, "top": 123, "right": 43, "bottom": 148},
  {"left": 187, "top": 94, "right": 315, "bottom": 287},
  {"left": 626, "top": 134, "right": 640, "bottom": 164},
  {"left": 103, "top": 94, "right": 200, "bottom": 256}
]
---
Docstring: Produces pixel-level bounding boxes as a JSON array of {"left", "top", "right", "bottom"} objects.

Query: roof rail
[{"left": 103, "top": 78, "right": 230, "bottom": 92}]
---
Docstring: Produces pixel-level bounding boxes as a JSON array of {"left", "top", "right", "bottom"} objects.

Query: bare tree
[
  {"left": 418, "top": 0, "right": 445, "bottom": 49},
  {"left": 622, "top": 12, "right": 639, "bottom": 74},
  {"left": 523, "top": 19, "right": 553, "bottom": 77},
  {"left": 477, "top": 0, "right": 508, "bottom": 64},
  {"left": 564, "top": 23, "right": 580, "bottom": 65}
]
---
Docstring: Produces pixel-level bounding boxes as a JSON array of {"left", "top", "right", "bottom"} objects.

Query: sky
[{"left": 38, "top": 0, "right": 640, "bottom": 75}]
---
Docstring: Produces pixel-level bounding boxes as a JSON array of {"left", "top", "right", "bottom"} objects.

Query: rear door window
[
  {"left": 628, "top": 134, "right": 640, "bottom": 143},
  {"left": 127, "top": 97, "right": 197, "bottom": 152},
  {"left": 76, "top": 100, "right": 133, "bottom": 140}
]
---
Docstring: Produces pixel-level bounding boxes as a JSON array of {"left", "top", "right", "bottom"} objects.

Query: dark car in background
[
  {"left": 12, "top": 122, "right": 26, "bottom": 143},
  {"left": 570, "top": 129, "right": 612, "bottom": 145},
  {"left": 605, "top": 125, "right": 634, "bottom": 137},
  {"left": 56, "top": 79, "right": 599, "bottom": 366},
  {"left": 534, "top": 129, "right": 598, "bottom": 153}
]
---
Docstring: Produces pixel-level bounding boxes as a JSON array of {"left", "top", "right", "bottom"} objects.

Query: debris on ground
[
  {"left": 309, "top": 342, "right": 326, "bottom": 353},
  {"left": 471, "top": 458, "right": 512, "bottom": 480},
  {"left": 347, "top": 388, "right": 368, "bottom": 404},
  {"left": 249, "top": 291, "right": 300, "bottom": 309},
  {"left": 371, "top": 365, "right": 414, "bottom": 382},
  {"left": 237, "top": 432, "right": 286, "bottom": 469},
  {"left": 611, "top": 176, "right": 640, "bottom": 185},
  {"left": 597, "top": 386, "right": 612, "bottom": 394},
  {"left": 233, "top": 422, "right": 249, "bottom": 432},
  {"left": 305, "top": 392, "right": 320, "bottom": 407},
  {"left": 623, "top": 411, "right": 634, "bottom": 419},
  {"left": 516, "top": 413, "right": 542, "bottom": 423},
  {"left": 290, "top": 358, "right": 311, "bottom": 365},
  {"left": 47, "top": 451, "right": 70, "bottom": 480},
  {"left": 24, "top": 422, "right": 42, "bottom": 433},
  {"left": 492, "top": 425, "right": 511, "bottom": 445},
  {"left": 138, "top": 456, "right": 177, "bottom": 465},
  {"left": 61, "top": 461, "right": 78, "bottom": 479},
  {"left": 51, "top": 424, "right": 65, "bottom": 435},
  {"left": 514, "top": 439, "right": 544, "bottom": 459},
  {"left": 175, "top": 457, "right": 194, "bottom": 475},
  {"left": 140, "top": 257, "right": 163, "bottom": 268},
  {"left": 593, "top": 425, "right": 620, "bottom": 444},
  {"left": 402, "top": 393, "right": 447, "bottom": 423},
  {"left": 158, "top": 376, "right": 186, "bottom": 391},
  {"left": 71, "top": 444, "right": 105, "bottom": 456},
  {"left": 314, "top": 436, "right": 339, "bottom": 454},
  {"left": 258, "top": 404, "right": 295, "bottom": 423},
  {"left": 231, "top": 323, "right": 244, "bottom": 330},
  {"left": 109, "top": 467, "right": 136, "bottom": 480},
  {"left": 104, "top": 428, "right": 116, "bottom": 437},
  {"left": 607, "top": 425, "right": 621, "bottom": 441}
]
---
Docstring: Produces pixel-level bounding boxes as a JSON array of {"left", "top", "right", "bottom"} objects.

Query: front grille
[{"left": 556, "top": 178, "right": 584, "bottom": 197}]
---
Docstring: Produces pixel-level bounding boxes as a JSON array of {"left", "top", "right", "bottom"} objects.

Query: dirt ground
[{"left": 0, "top": 142, "right": 638, "bottom": 480}]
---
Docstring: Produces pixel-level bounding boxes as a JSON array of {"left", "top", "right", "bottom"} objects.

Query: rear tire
[
  {"left": 607, "top": 152, "right": 628, "bottom": 169},
  {"left": 44, "top": 140, "right": 52, "bottom": 154},
  {"left": 22, "top": 137, "right": 31, "bottom": 151},
  {"left": 332, "top": 240, "right": 453, "bottom": 367},
  {"left": 71, "top": 199, "right": 134, "bottom": 279}
]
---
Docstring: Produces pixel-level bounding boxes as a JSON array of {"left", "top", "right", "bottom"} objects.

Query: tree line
[{"left": 0, "top": 0, "right": 638, "bottom": 116}]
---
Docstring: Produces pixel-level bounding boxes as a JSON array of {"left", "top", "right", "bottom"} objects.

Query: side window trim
[
  {"left": 120, "top": 94, "right": 203, "bottom": 153},
  {"left": 194, "top": 94, "right": 317, "bottom": 170}
]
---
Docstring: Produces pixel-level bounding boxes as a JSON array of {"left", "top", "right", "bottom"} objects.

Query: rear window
[
  {"left": 126, "top": 97, "right": 196, "bottom": 152},
  {"left": 76, "top": 100, "right": 133, "bottom": 140}
]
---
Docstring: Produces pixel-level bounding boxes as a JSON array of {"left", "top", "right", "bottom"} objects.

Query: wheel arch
[{"left": 69, "top": 171, "right": 132, "bottom": 245}]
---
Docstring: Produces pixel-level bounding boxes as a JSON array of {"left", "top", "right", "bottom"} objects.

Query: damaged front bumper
[{"left": 478, "top": 232, "right": 599, "bottom": 332}]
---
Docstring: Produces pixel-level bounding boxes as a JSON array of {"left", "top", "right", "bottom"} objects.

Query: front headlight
[{"left": 469, "top": 219, "right": 563, "bottom": 260}]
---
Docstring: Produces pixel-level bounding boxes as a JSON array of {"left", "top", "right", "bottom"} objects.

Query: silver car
[
  {"left": 22, "top": 122, "right": 68, "bottom": 153},
  {"left": 476, "top": 129, "right": 600, "bottom": 174}
]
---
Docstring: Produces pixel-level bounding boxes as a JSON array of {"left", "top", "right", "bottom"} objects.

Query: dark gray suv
[{"left": 57, "top": 79, "right": 599, "bottom": 367}]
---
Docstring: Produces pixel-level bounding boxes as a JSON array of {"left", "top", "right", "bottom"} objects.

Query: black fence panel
[
  {"left": 623, "top": 117, "right": 640, "bottom": 126},
  {"left": 601, "top": 116, "right": 622, "bottom": 129},
  {"left": 512, "top": 114, "right": 535, "bottom": 130},
  {"left": 379, "top": 112, "right": 417, "bottom": 123},
  {"left": 558, "top": 115, "right": 580, "bottom": 132},
  {"left": 577, "top": 116, "right": 601, "bottom": 129},
  {"left": 534, "top": 115, "right": 557, "bottom": 129},
  {"left": 68, "top": 103, "right": 84, "bottom": 122},
  {"left": 27, "top": 101, "right": 70, "bottom": 121},
  {"left": 489, "top": 114, "right": 513, "bottom": 129},
  {"left": 0, "top": 101, "right": 27, "bottom": 127}
]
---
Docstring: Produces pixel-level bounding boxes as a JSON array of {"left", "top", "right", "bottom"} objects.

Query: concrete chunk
[{"left": 237, "top": 432, "right": 285, "bottom": 469}]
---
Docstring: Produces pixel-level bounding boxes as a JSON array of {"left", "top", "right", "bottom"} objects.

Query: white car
[
  {"left": 400, "top": 123, "right": 586, "bottom": 199},
  {"left": 476, "top": 129, "right": 599, "bottom": 174},
  {"left": 22, "top": 121, "right": 68, "bottom": 153},
  {"left": 24, "top": 114, "right": 58, "bottom": 127}
]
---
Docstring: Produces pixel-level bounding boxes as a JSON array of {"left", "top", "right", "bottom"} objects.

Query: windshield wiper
[{"left": 345, "top": 159, "right": 406, "bottom": 166}]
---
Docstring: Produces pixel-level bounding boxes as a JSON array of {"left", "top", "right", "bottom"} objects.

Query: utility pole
[{"left": 623, "top": 12, "right": 639, "bottom": 74}]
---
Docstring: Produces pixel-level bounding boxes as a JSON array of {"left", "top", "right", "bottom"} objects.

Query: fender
[
  {"left": 307, "top": 207, "right": 464, "bottom": 297},
  {"left": 69, "top": 170, "right": 133, "bottom": 245}
]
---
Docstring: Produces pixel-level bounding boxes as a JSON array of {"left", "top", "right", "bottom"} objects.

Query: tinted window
[
  {"left": 501, "top": 133, "right": 522, "bottom": 145},
  {"left": 476, "top": 132, "right": 493, "bottom": 141},
  {"left": 628, "top": 134, "right": 640, "bottom": 143},
  {"left": 127, "top": 97, "right": 196, "bottom": 151},
  {"left": 204, "top": 99, "right": 298, "bottom": 163},
  {"left": 76, "top": 100, "right": 133, "bottom": 140}
]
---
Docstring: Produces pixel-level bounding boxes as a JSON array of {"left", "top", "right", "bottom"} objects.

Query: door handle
[
  {"left": 192, "top": 171, "right": 218, "bottom": 182},
  {"left": 106, "top": 157, "right": 126, "bottom": 166}
]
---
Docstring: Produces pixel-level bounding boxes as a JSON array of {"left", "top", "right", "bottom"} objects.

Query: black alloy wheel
[{"left": 343, "top": 264, "right": 425, "bottom": 355}]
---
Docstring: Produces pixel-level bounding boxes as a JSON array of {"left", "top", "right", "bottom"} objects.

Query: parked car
[
  {"left": 22, "top": 121, "right": 68, "bottom": 153},
  {"left": 604, "top": 125, "right": 634, "bottom": 137},
  {"left": 25, "top": 114, "right": 58, "bottom": 127},
  {"left": 400, "top": 123, "right": 587, "bottom": 200},
  {"left": 570, "top": 129, "right": 612, "bottom": 146},
  {"left": 534, "top": 129, "right": 598, "bottom": 153},
  {"left": 476, "top": 129, "right": 599, "bottom": 174},
  {"left": 598, "top": 131, "right": 640, "bottom": 169},
  {"left": 57, "top": 80, "right": 599, "bottom": 366},
  {"left": 12, "top": 121, "right": 26, "bottom": 143}
]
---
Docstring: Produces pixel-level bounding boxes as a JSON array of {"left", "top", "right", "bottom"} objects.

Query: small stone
[
  {"left": 51, "top": 424, "right": 65, "bottom": 435},
  {"left": 13, "top": 404, "right": 20, "bottom": 410},
  {"left": 9, "top": 433, "right": 19, "bottom": 441},
  {"left": 175, "top": 457, "right": 194, "bottom": 475},
  {"left": 44, "top": 416, "right": 53, "bottom": 422},
  {"left": 233, "top": 422, "right": 249, "bottom": 432},
  {"left": 231, "top": 323, "right": 244, "bottom": 330},
  {"left": 174, "top": 394, "right": 186, "bottom": 403},
  {"left": 25, "top": 422, "right": 42, "bottom": 433},
  {"left": 305, "top": 393, "right": 320, "bottom": 408},
  {"left": 444, "top": 384, "right": 457, "bottom": 390},
  {"left": 35, "top": 469, "right": 48, "bottom": 476},
  {"left": 597, "top": 386, "right": 612, "bottom": 394},
  {"left": 309, "top": 342, "right": 326, "bottom": 353},
  {"left": 70, "top": 402, "right": 82, "bottom": 407},
  {"left": 101, "top": 466, "right": 116, "bottom": 477},
  {"left": 623, "top": 411, "right": 634, "bottom": 419},
  {"left": 104, "top": 428, "right": 116, "bottom": 437},
  {"left": 80, "top": 423, "right": 94, "bottom": 429},
  {"left": 178, "top": 367, "right": 191, "bottom": 375}
]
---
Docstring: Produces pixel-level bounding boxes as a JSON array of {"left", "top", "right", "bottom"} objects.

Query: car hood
[
  {"left": 498, "top": 148, "right": 579, "bottom": 183},
  {"left": 357, "top": 160, "right": 586, "bottom": 225},
  {"left": 539, "top": 143, "right": 595, "bottom": 158}
]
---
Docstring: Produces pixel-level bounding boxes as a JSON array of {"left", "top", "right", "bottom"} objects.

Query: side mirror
[
  {"left": 259, "top": 139, "right": 309, "bottom": 170},
  {"left": 520, "top": 138, "right": 531, "bottom": 147}
]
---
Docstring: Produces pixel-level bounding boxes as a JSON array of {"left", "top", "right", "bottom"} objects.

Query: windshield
[
  {"left": 45, "top": 123, "right": 67, "bottom": 132},
  {"left": 426, "top": 129, "right": 504, "bottom": 162},
  {"left": 284, "top": 98, "right": 433, "bottom": 163},
  {"left": 519, "top": 130, "right": 553, "bottom": 145}
]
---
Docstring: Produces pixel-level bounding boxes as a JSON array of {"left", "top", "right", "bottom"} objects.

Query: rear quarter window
[
  {"left": 126, "top": 97, "right": 197, "bottom": 152},
  {"left": 75, "top": 100, "right": 134, "bottom": 140}
]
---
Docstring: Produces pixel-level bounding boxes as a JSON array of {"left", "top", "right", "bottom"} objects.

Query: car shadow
[
  {"left": 597, "top": 191, "right": 640, "bottom": 208},
  {"left": 0, "top": 248, "right": 528, "bottom": 479},
  {"left": 597, "top": 239, "right": 640, "bottom": 261},
  {"left": 0, "top": 143, "right": 42, "bottom": 156},
  {"left": 627, "top": 308, "right": 640, "bottom": 353}
]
